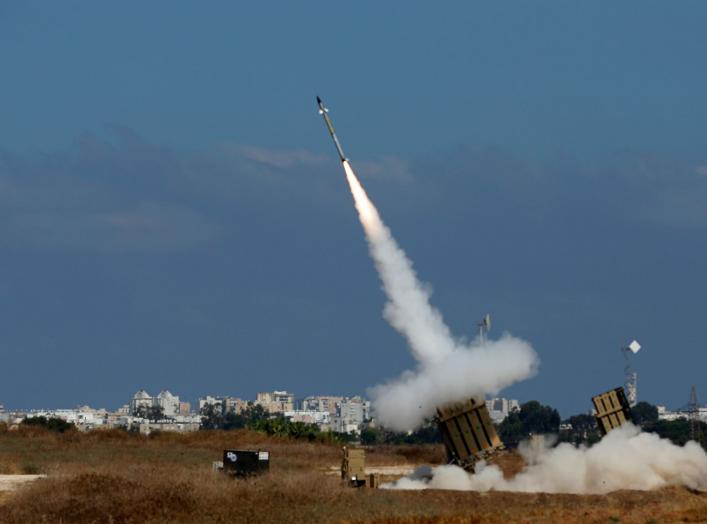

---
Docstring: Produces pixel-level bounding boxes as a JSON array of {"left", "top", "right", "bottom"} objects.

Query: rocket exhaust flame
[{"left": 343, "top": 162, "right": 382, "bottom": 238}]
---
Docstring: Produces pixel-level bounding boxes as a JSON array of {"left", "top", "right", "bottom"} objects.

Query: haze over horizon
[{"left": 1, "top": 2, "right": 706, "bottom": 416}]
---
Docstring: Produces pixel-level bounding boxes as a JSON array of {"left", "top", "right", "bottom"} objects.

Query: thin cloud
[
  {"left": 4, "top": 203, "right": 220, "bottom": 253},
  {"left": 233, "top": 144, "right": 327, "bottom": 169},
  {"left": 0, "top": 127, "right": 390, "bottom": 253},
  {"left": 356, "top": 155, "right": 413, "bottom": 183}
]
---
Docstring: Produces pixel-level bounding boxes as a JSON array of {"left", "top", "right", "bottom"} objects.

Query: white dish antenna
[{"left": 627, "top": 340, "right": 641, "bottom": 354}]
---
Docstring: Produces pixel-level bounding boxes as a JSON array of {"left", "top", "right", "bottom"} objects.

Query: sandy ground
[
  {"left": 0, "top": 475, "right": 46, "bottom": 492},
  {"left": 326, "top": 465, "right": 417, "bottom": 476}
]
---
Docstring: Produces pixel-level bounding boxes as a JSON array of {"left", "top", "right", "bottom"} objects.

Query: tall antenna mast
[
  {"left": 621, "top": 340, "right": 641, "bottom": 407},
  {"left": 477, "top": 314, "right": 491, "bottom": 344},
  {"left": 688, "top": 385, "right": 701, "bottom": 442}
]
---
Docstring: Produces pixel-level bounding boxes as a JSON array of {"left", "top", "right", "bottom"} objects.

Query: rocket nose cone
[{"left": 316, "top": 96, "right": 322, "bottom": 105}]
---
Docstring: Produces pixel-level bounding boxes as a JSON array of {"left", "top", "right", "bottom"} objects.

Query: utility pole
[
  {"left": 688, "top": 385, "right": 701, "bottom": 442},
  {"left": 477, "top": 314, "right": 491, "bottom": 344},
  {"left": 621, "top": 340, "right": 641, "bottom": 407}
]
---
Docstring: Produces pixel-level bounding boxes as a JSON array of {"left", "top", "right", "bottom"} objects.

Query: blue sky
[{"left": 1, "top": 2, "right": 706, "bottom": 415}]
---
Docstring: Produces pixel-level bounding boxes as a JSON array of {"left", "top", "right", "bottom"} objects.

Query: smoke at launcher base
[
  {"left": 342, "top": 160, "right": 538, "bottom": 431},
  {"left": 386, "top": 423, "right": 707, "bottom": 494}
]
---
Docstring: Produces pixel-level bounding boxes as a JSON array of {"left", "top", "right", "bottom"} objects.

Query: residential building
[
  {"left": 486, "top": 397, "right": 520, "bottom": 424},
  {"left": 284, "top": 410, "right": 331, "bottom": 425},
  {"left": 134, "top": 420, "right": 200, "bottom": 435},
  {"left": 332, "top": 396, "right": 368, "bottom": 434},
  {"left": 657, "top": 405, "right": 707, "bottom": 422},
  {"left": 301, "top": 396, "right": 343, "bottom": 415},
  {"left": 255, "top": 390, "right": 294, "bottom": 413},
  {"left": 130, "top": 390, "right": 153, "bottom": 414},
  {"left": 130, "top": 389, "right": 182, "bottom": 418},
  {"left": 155, "top": 390, "right": 180, "bottom": 417},
  {"left": 224, "top": 397, "right": 249, "bottom": 414},
  {"left": 198, "top": 396, "right": 225, "bottom": 414}
]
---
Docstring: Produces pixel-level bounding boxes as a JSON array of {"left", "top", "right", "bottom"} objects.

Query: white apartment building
[
  {"left": 24, "top": 407, "right": 109, "bottom": 429},
  {"left": 130, "top": 390, "right": 153, "bottom": 414},
  {"left": 284, "top": 410, "right": 332, "bottom": 425},
  {"left": 486, "top": 397, "right": 520, "bottom": 423},
  {"left": 657, "top": 405, "right": 707, "bottom": 422},
  {"left": 198, "top": 395, "right": 224, "bottom": 413},
  {"left": 155, "top": 390, "right": 180, "bottom": 417},
  {"left": 130, "top": 390, "right": 182, "bottom": 417},
  {"left": 301, "top": 396, "right": 343, "bottom": 415},
  {"left": 332, "top": 396, "right": 369, "bottom": 434}
]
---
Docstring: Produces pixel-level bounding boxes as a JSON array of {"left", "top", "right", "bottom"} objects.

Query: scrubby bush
[
  {"left": 21, "top": 416, "right": 74, "bottom": 433},
  {"left": 360, "top": 423, "right": 441, "bottom": 445},
  {"left": 498, "top": 401, "right": 560, "bottom": 444}
]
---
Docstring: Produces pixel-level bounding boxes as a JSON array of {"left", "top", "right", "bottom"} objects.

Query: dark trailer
[{"left": 222, "top": 449, "right": 270, "bottom": 477}]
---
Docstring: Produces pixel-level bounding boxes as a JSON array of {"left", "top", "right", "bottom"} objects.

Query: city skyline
[{"left": 1, "top": 384, "right": 701, "bottom": 418}]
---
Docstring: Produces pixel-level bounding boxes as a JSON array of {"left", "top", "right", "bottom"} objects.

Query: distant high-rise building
[
  {"left": 198, "top": 396, "right": 225, "bottom": 414},
  {"left": 224, "top": 397, "right": 249, "bottom": 414},
  {"left": 301, "top": 396, "right": 343, "bottom": 415},
  {"left": 255, "top": 391, "right": 294, "bottom": 413},
  {"left": 485, "top": 397, "right": 519, "bottom": 423},
  {"left": 333, "top": 396, "right": 368, "bottom": 433},
  {"left": 130, "top": 390, "right": 181, "bottom": 418},
  {"left": 130, "top": 390, "right": 153, "bottom": 415},
  {"left": 155, "top": 390, "right": 180, "bottom": 417}
]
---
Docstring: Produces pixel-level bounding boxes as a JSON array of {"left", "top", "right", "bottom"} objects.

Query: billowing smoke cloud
[
  {"left": 343, "top": 161, "right": 538, "bottom": 430},
  {"left": 369, "top": 336, "right": 537, "bottom": 431},
  {"left": 384, "top": 424, "right": 707, "bottom": 493}
]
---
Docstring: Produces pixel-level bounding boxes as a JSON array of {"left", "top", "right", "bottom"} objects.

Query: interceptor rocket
[{"left": 316, "top": 96, "right": 348, "bottom": 163}]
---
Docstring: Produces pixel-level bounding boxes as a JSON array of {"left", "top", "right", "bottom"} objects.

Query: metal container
[
  {"left": 592, "top": 387, "right": 633, "bottom": 435},
  {"left": 436, "top": 397, "right": 505, "bottom": 472},
  {"left": 222, "top": 449, "right": 270, "bottom": 477}
]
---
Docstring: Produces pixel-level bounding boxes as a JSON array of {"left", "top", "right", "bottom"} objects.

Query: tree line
[
  {"left": 498, "top": 400, "right": 707, "bottom": 452},
  {"left": 199, "top": 403, "right": 357, "bottom": 443}
]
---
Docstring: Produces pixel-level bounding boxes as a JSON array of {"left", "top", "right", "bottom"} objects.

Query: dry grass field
[{"left": 0, "top": 425, "right": 706, "bottom": 523}]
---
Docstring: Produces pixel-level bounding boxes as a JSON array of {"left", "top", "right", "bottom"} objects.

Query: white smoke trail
[
  {"left": 384, "top": 424, "right": 707, "bottom": 494},
  {"left": 343, "top": 161, "right": 538, "bottom": 430}
]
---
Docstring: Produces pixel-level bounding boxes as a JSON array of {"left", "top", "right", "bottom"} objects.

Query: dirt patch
[
  {"left": 0, "top": 475, "right": 46, "bottom": 492},
  {"left": 487, "top": 450, "right": 525, "bottom": 479}
]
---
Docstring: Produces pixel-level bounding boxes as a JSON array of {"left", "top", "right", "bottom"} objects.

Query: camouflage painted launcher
[
  {"left": 436, "top": 398, "right": 504, "bottom": 471},
  {"left": 341, "top": 447, "right": 365, "bottom": 482},
  {"left": 592, "top": 387, "right": 633, "bottom": 435},
  {"left": 341, "top": 447, "right": 378, "bottom": 488}
]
